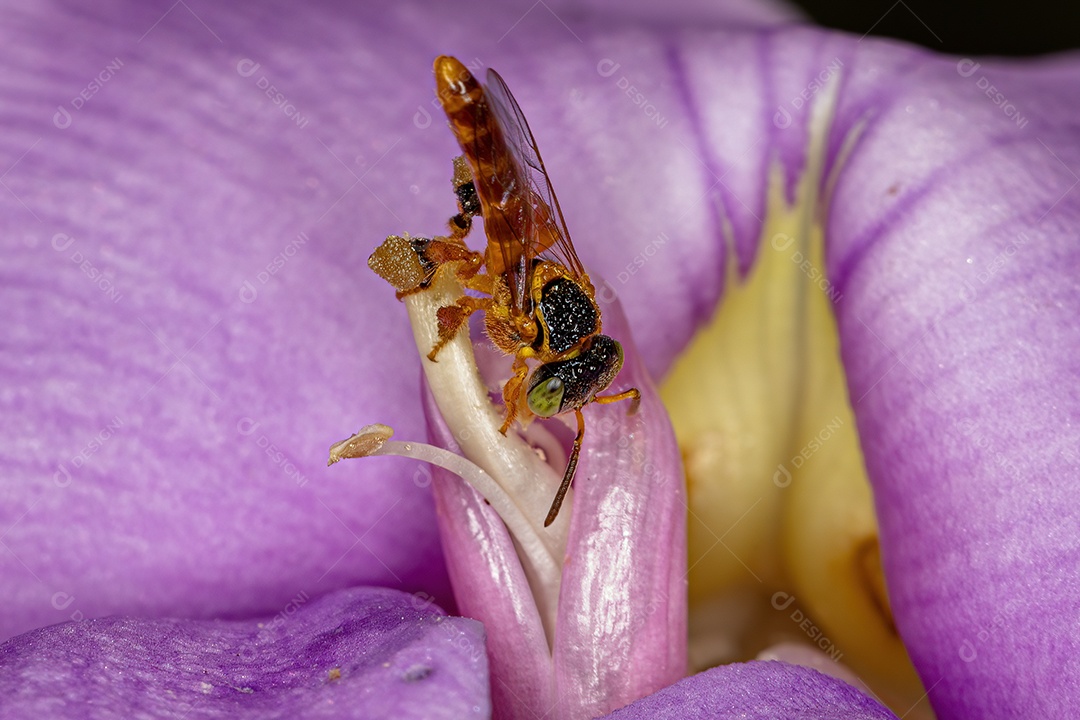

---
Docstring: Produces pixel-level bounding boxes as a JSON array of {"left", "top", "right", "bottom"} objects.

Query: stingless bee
[{"left": 370, "top": 56, "right": 639, "bottom": 526}]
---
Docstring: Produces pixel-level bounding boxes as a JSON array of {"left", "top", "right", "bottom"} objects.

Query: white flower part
[{"left": 400, "top": 266, "right": 570, "bottom": 639}]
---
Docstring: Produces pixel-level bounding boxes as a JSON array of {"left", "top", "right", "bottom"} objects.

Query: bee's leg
[
  {"left": 427, "top": 295, "right": 492, "bottom": 362},
  {"left": 448, "top": 156, "right": 480, "bottom": 240},
  {"left": 499, "top": 355, "right": 531, "bottom": 434},
  {"left": 544, "top": 408, "right": 585, "bottom": 527},
  {"left": 540, "top": 390, "right": 638, "bottom": 526},
  {"left": 594, "top": 387, "right": 642, "bottom": 415}
]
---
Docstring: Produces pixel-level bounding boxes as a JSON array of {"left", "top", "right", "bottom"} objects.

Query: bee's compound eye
[{"left": 528, "top": 376, "right": 564, "bottom": 418}]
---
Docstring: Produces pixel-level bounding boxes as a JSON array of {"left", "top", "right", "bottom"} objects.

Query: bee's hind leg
[{"left": 448, "top": 156, "right": 480, "bottom": 240}]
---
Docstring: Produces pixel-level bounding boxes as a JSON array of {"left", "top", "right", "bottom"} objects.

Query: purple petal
[
  {"left": 4, "top": 1, "right": 463, "bottom": 640},
  {"left": 0, "top": 587, "right": 489, "bottom": 719},
  {"left": 599, "top": 661, "right": 897, "bottom": 719},
  {"left": 820, "top": 46, "right": 1080, "bottom": 718}
]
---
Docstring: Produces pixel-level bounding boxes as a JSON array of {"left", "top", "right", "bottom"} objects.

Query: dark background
[{"left": 793, "top": 0, "right": 1079, "bottom": 55}]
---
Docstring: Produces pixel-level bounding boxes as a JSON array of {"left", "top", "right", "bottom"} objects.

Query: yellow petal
[{"left": 662, "top": 81, "right": 929, "bottom": 715}]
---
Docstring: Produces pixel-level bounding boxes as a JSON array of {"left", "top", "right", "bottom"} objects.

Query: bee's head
[{"left": 526, "top": 336, "right": 624, "bottom": 418}]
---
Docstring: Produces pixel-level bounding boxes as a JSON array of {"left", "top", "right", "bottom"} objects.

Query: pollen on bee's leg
[{"left": 368, "top": 235, "right": 431, "bottom": 293}]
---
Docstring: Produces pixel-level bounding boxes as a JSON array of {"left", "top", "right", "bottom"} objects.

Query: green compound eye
[{"left": 527, "top": 376, "right": 564, "bottom": 418}]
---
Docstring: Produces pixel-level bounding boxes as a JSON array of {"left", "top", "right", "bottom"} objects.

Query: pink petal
[{"left": 552, "top": 293, "right": 688, "bottom": 718}]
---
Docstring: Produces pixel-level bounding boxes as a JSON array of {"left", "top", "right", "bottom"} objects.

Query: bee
[{"left": 370, "top": 56, "right": 639, "bottom": 526}]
